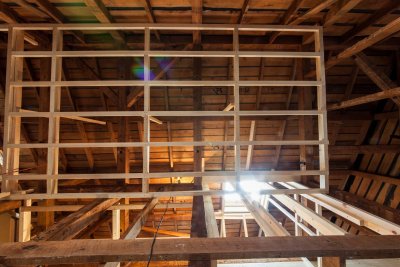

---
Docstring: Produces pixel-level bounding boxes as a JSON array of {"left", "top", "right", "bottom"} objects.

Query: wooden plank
[
  {"left": 33, "top": 198, "right": 120, "bottom": 241},
  {"left": 1, "top": 236, "right": 400, "bottom": 265},
  {"left": 241, "top": 192, "right": 289, "bottom": 236},
  {"left": 141, "top": 226, "right": 190, "bottom": 237}
]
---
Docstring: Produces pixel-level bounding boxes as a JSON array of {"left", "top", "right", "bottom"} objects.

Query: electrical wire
[{"left": 146, "top": 196, "right": 172, "bottom": 267}]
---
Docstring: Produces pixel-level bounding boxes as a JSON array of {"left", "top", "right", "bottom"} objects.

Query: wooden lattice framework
[{"left": 1, "top": 24, "right": 329, "bottom": 200}]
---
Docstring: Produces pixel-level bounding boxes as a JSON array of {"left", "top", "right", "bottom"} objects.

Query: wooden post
[{"left": 18, "top": 199, "right": 31, "bottom": 242}]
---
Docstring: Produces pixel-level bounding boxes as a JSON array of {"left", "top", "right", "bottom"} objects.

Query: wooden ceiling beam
[
  {"left": 289, "top": 0, "right": 338, "bottom": 25},
  {"left": 309, "top": 16, "right": 400, "bottom": 77},
  {"left": 341, "top": 1, "right": 400, "bottom": 43},
  {"left": 141, "top": 0, "right": 161, "bottom": 41},
  {"left": 34, "top": 0, "right": 66, "bottom": 22},
  {"left": 2, "top": 236, "right": 400, "bottom": 265},
  {"left": 237, "top": 0, "right": 250, "bottom": 24},
  {"left": 14, "top": 0, "right": 49, "bottom": 18},
  {"left": 330, "top": 145, "right": 400, "bottom": 154},
  {"left": 191, "top": 0, "right": 202, "bottom": 44},
  {"left": 82, "top": 0, "right": 125, "bottom": 44},
  {"left": 269, "top": 0, "right": 305, "bottom": 43},
  {"left": 324, "top": 0, "right": 363, "bottom": 27}
]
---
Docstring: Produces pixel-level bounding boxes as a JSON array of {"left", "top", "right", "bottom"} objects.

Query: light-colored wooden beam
[
  {"left": 241, "top": 192, "right": 289, "bottom": 236},
  {"left": 2, "top": 236, "right": 400, "bottom": 265},
  {"left": 141, "top": 226, "right": 190, "bottom": 237},
  {"left": 265, "top": 184, "right": 347, "bottom": 235},
  {"left": 282, "top": 181, "right": 400, "bottom": 235}
]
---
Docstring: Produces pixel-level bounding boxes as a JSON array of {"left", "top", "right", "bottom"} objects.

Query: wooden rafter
[
  {"left": 328, "top": 87, "right": 400, "bottom": 110},
  {"left": 341, "top": 1, "right": 400, "bottom": 43},
  {"left": 237, "top": 0, "right": 250, "bottom": 24},
  {"left": 324, "top": 0, "right": 363, "bottom": 27},
  {"left": 308, "top": 16, "right": 400, "bottom": 77}
]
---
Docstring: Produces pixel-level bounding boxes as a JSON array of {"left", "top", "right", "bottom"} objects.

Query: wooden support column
[
  {"left": 18, "top": 199, "right": 31, "bottom": 242},
  {"left": 117, "top": 58, "right": 131, "bottom": 232},
  {"left": 189, "top": 43, "right": 211, "bottom": 267},
  {"left": 297, "top": 56, "right": 314, "bottom": 183},
  {"left": 2, "top": 29, "right": 24, "bottom": 193},
  {"left": 104, "top": 198, "right": 157, "bottom": 267}
]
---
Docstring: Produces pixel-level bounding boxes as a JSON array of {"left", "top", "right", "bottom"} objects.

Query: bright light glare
[{"left": 224, "top": 180, "right": 269, "bottom": 202}]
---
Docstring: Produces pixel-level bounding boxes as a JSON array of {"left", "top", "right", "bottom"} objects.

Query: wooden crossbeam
[
  {"left": 328, "top": 87, "right": 400, "bottom": 110},
  {"left": 354, "top": 52, "right": 400, "bottom": 106},
  {"left": 330, "top": 145, "right": 400, "bottom": 154},
  {"left": 1, "top": 236, "right": 400, "bottom": 265},
  {"left": 33, "top": 198, "right": 120, "bottom": 241}
]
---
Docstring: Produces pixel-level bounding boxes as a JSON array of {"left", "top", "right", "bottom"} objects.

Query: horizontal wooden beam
[
  {"left": 330, "top": 145, "right": 400, "bottom": 154},
  {"left": 1, "top": 236, "right": 400, "bottom": 265}
]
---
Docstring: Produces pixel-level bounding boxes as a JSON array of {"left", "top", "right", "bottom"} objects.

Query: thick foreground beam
[{"left": 1, "top": 236, "right": 399, "bottom": 265}]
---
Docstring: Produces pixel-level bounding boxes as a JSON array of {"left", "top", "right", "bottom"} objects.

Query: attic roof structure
[{"left": 0, "top": 1, "right": 399, "bottom": 267}]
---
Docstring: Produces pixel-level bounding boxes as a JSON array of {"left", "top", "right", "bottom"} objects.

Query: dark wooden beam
[
  {"left": 330, "top": 145, "right": 400, "bottom": 154},
  {"left": 307, "top": 16, "right": 400, "bottom": 77},
  {"left": 237, "top": 0, "right": 250, "bottom": 24},
  {"left": 328, "top": 87, "right": 400, "bottom": 110},
  {"left": 82, "top": 0, "right": 125, "bottom": 43},
  {"left": 192, "top": 0, "right": 202, "bottom": 44},
  {"left": 341, "top": 1, "right": 400, "bottom": 43},
  {"left": 1, "top": 236, "right": 400, "bottom": 265},
  {"left": 33, "top": 198, "right": 120, "bottom": 241},
  {"left": 0, "top": 200, "right": 21, "bottom": 213}
]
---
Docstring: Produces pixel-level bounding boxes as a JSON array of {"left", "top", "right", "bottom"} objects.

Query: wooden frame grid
[{"left": 1, "top": 24, "right": 329, "bottom": 199}]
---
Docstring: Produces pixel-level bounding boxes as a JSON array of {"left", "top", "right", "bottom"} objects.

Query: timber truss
[{"left": 1, "top": 24, "right": 400, "bottom": 266}]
